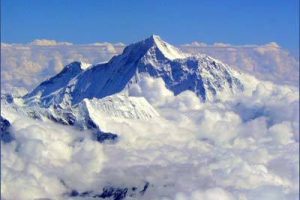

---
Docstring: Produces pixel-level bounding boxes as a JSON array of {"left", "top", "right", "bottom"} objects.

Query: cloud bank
[
  {"left": 181, "top": 42, "right": 299, "bottom": 86},
  {"left": 1, "top": 75, "right": 299, "bottom": 199},
  {"left": 1, "top": 40, "right": 124, "bottom": 92},
  {"left": 1, "top": 39, "right": 299, "bottom": 199}
]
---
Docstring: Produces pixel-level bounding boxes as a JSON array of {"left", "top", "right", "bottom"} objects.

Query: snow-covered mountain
[
  {"left": 23, "top": 35, "right": 245, "bottom": 107},
  {"left": 2, "top": 35, "right": 299, "bottom": 200},
  {"left": 3, "top": 35, "right": 260, "bottom": 136},
  {"left": 1, "top": 93, "right": 159, "bottom": 134},
  {"left": 23, "top": 61, "right": 88, "bottom": 105}
]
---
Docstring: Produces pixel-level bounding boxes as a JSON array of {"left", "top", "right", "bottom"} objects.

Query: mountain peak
[
  {"left": 24, "top": 35, "right": 245, "bottom": 106},
  {"left": 120, "top": 35, "right": 188, "bottom": 61},
  {"left": 145, "top": 34, "right": 162, "bottom": 44},
  {"left": 143, "top": 34, "right": 188, "bottom": 60}
]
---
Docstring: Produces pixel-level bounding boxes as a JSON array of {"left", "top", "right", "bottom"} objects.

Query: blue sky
[{"left": 2, "top": 0, "right": 299, "bottom": 53}]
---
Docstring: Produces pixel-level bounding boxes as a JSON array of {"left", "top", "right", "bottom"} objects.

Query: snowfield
[{"left": 1, "top": 35, "right": 299, "bottom": 200}]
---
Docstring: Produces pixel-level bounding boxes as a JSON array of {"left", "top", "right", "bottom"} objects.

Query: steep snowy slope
[
  {"left": 81, "top": 94, "right": 159, "bottom": 120},
  {"left": 24, "top": 35, "right": 244, "bottom": 107},
  {"left": 23, "top": 61, "right": 89, "bottom": 105},
  {"left": 2, "top": 92, "right": 159, "bottom": 133}
]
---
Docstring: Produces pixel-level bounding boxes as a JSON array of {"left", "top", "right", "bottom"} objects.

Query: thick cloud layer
[
  {"left": 1, "top": 39, "right": 298, "bottom": 92},
  {"left": 181, "top": 42, "right": 299, "bottom": 86},
  {"left": 1, "top": 113, "right": 107, "bottom": 199},
  {"left": 1, "top": 75, "right": 298, "bottom": 199},
  {"left": 1, "top": 41, "right": 124, "bottom": 91},
  {"left": 1, "top": 38, "right": 299, "bottom": 199}
]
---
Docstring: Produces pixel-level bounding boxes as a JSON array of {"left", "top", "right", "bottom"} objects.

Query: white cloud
[
  {"left": 1, "top": 41, "right": 124, "bottom": 92},
  {"left": 175, "top": 188, "right": 235, "bottom": 200},
  {"left": 0, "top": 40, "right": 299, "bottom": 199},
  {"left": 212, "top": 42, "right": 232, "bottom": 47},
  {"left": 182, "top": 41, "right": 208, "bottom": 47},
  {"left": 268, "top": 122, "right": 294, "bottom": 145},
  {"left": 1, "top": 75, "right": 299, "bottom": 199},
  {"left": 128, "top": 76, "right": 174, "bottom": 106},
  {"left": 76, "top": 77, "right": 298, "bottom": 198},
  {"left": 29, "top": 39, "right": 73, "bottom": 46},
  {"left": 181, "top": 42, "right": 299, "bottom": 86},
  {"left": 1, "top": 112, "right": 107, "bottom": 199}
]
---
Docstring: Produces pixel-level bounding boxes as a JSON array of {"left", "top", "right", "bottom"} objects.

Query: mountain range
[
  {"left": 1, "top": 35, "right": 298, "bottom": 200},
  {"left": 23, "top": 35, "right": 246, "bottom": 107},
  {"left": 3, "top": 35, "right": 260, "bottom": 137}
]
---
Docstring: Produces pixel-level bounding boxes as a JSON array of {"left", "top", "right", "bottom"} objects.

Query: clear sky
[{"left": 1, "top": 0, "right": 299, "bottom": 53}]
